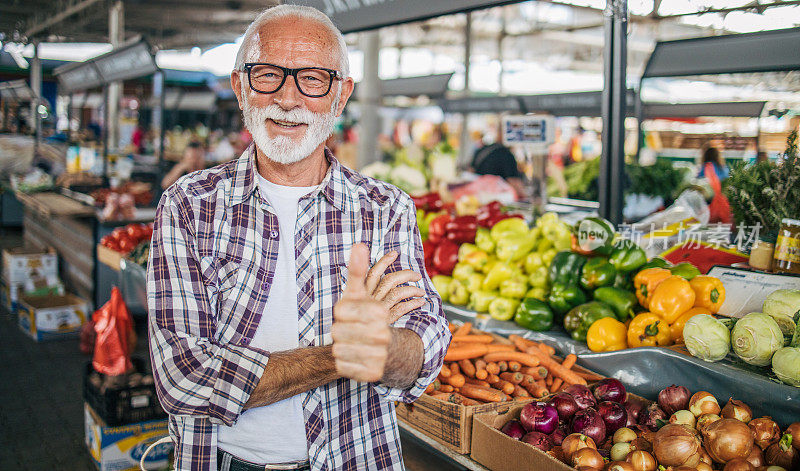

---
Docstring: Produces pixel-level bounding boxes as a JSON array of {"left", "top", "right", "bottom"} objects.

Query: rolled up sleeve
[
  {"left": 372, "top": 197, "right": 451, "bottom": 403},
  {"left": 147, "top": 189, "right": 269, "bottom": 426}
]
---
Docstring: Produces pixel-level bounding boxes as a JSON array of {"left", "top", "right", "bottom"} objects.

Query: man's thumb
[{"left": 343, "top": 243, "right": 369, "bottom": 298}]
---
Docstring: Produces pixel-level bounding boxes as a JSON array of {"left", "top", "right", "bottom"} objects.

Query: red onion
[
  {"left": 549, "top": 392, "right": 581, "bottom": 421},
  {"left": 566, "top": 384, "right": 597, "bottom": 410},
  {"left": 598, "top": 401, "right": 629, "bottom": 434},
  {"left": 639, "top": 403, "right": 668, "bottom": 432},
  {"left": 551, "top": 423, "right": 568, "bottom": 446},
  {"left": 625, "top": 397, "right": 647, "bottom": 427},
  {"left": 520, "top": 402, "right": 559, "bottom": 434},
  {"left": 572, "top": 407, "right": 607, "bottom": 445},
  {"left": 522, "top": 431, "right": 554, "bottom": 452},
  {"left": 593, "top": 378, "right": 627, "bottom": 403},
  {"left": 500, "top": 419, "right": 526, "bottom": 440},
  {"left": 658, "top": 384, "right": 691, "bottom": 416}
]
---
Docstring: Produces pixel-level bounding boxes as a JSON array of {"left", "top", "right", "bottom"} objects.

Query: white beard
[{"left": 242, "top": 90, "right": 339, "bottom": 165}]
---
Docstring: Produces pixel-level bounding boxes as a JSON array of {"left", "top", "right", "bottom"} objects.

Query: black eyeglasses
[{"left": 242, "top": 62, "right": 342, "bottom": 98}]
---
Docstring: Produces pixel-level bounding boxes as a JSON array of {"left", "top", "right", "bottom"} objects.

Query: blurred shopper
[
  {"left": 160, "top": 139, "right": 206, "bottom": 189},
  {"left": 756, "top": 150, "right": 769, "bottom": 163},
  {"left": 698, "top": 145, "right": 729, "bottom": 180},
  {"left": 698, "top": 145, "right": 732, "bottom": 224},
  {"left": 471, "top": 129, "right": 526, "bottom": 199},
  {"left": 147, "top": 5, "right": 449, "bottom": 470}
]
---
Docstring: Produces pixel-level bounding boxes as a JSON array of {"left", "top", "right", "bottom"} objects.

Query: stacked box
[
  {"left": 1, "top": 247, "right": 64, "bottom": 311},
  {"left": 17, "top": 294, "right": 88, "bottom": 341},
  {"left": 84, "top": 403, "right": 173, "bottom": 471}
]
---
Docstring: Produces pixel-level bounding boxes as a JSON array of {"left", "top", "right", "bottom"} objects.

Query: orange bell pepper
[
  {"left": 670, "top": 307, "right": 712, "bottom": 343},
  {"left": 689, "top": 275, "right": 726, "bottom": 314},
  {"left": 633, "top": 268, "right": 671, "bottom": 310},
  {"left": 649, "top": 275, "right": 696, "bottom": 324}
]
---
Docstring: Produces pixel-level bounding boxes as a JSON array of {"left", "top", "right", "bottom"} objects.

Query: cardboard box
[
  {"left": 17, "top": 293, "right": 88, "bottom": 341},
  {"left": 84, "top": 403, "right": 173, "bottom": 471},
  {"left": 0, "top": 277, "right": 16, "bottom": 312},
  {"left": 396, "top": 392, "right": 532, "bottom": 454},
  {"left": 1, "top": 275, "right": 64, "bottom": 313},
  {"left": 470, "top": 402, "right": 573, "bottom": 471},
  {"left": 2, "top": 246, "right": 58, "bottom": 286}
]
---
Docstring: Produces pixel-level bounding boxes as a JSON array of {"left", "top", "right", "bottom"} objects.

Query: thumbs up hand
[{"left": 332, "top": 243, "right": 392, "bottom": 382}]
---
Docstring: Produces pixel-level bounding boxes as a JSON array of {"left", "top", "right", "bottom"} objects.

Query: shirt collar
[{"left": 227, "top": 144, "right": 346, "bottom": 213}]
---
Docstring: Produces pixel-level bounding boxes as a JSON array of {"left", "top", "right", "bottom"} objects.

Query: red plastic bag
[
  {"left": 92, "top": 287, "right": 136, "bottom": 376},
  {"left": 79, "top": 319, "right": 96, "bottom": 355},
  {"left": 705, "top": 162, "right": 732, "bottom": 224}
]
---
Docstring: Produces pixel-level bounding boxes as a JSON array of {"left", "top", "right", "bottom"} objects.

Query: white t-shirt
[{"left": 217, "top": 174, "right": 317, "bottom": 464}]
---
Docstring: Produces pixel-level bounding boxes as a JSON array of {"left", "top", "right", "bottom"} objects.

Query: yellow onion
[
  {"left": 626, "top": 450, "right": 657, "bottom": 471},
  {"left": 562, "top": 433, "right": 597, "bottom": 461},
  {"left": 723, "top": 458, "right": 755, "bottom": 471},
  {"left": 696, "top": 463, "right": 713, "bottom": 471},
  {"left": 745, "top": 444, "right": 765, "bottom": 468},
  {"left": 610, "top": 442, "right": 634, "bottom": 461},
  {"left": 698, "top": 446, "right": 713, "bottom": 464},
  {"left": 765, "top": 434, "right": 799, "bottom": 469},
  {"left": 702, "top": 418, "right": 755, "bottom": 464},
  {"left": 613, "top": 427, "right": 637, "bottom": 444},
  {"left": 670, "top": 410, "right": 697, "bottom": 428},
  {"left": 572, "top": 447, "right": 605, "bottom": 469},
  {"left": 606, "top": 462, "right": 635, "bottom": 471},
  {"left": 721, "top": 398, "right": 753, "bottom": 423},
  {"left": 631, "top": 437, "right": 653, "bottom": 454},
  {"left": 689, "top": 391, "right": 721, "bottom": 417},
  {"left": 653, "top": 424, "right": 701, "bottom": 467},
  {"left": 786, "top": 423, "right": 800, "bottom": 452},
  {"left": 749, "top": 417, "right": 781, "bottom": 450},
  {"left": 697, "top": 414, "right": 723, "bottom": 434}
]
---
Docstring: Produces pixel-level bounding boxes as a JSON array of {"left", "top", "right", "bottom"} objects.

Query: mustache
[{"left": 246, "top": 103, "right": 319, "bottom": 125}]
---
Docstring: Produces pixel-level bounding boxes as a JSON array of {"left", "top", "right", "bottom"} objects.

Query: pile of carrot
[{"left": 424, "top": 322, "right": 604, "bottom": 406}]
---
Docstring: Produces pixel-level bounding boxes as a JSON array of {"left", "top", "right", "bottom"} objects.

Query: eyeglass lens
[{"left": 249, "top": 64, "right": 332, "bottom": 96}]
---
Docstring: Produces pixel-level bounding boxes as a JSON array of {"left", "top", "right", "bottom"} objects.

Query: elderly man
[{"left": 147, "top": 5, "right": 450, "bottom": 471}]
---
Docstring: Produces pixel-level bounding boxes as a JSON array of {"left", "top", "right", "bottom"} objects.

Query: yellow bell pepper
[
  {"left": 587, "top": 317, "right": 628, "bottom": 352},
  {"left": 689, "top": 275, "right": 726, "bottom": 313},
  {"left": 627, "top": 312, "right": 672, "bottom": 348},
  {"left": 649, "top": 275, "right": 696, "bottom": 324},
  {"left": 670, "top": 306, "right": 712, "bottom": 343},
  {"left": 634, "top": 268, "right": 672, "bottom": 310}
]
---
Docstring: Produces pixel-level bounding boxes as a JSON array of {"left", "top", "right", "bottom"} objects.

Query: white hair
[{"left": 234, "top": 5, "right": 350, "bottom": 78}]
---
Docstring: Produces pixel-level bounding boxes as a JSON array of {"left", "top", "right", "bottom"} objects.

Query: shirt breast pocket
[{"left": 214, "top": 258, "right": 267, "bottom": 344}]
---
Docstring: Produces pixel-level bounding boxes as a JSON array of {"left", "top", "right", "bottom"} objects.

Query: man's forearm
[
  {"left": 381, "top": 328, "right": 424, "bottom": 389},
  {"left": 244, "top": 345, "right": 340, "bottom": 409}
]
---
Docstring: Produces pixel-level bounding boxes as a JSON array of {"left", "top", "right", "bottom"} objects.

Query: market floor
[{"left": 0, "top": 229, "right": 461, "bottom": 471}]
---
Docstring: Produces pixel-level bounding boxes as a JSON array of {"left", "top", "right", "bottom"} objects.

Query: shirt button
[
  {"left": 262, "top": 281, "right": 269, "bottom": 289},
  {"left": 300, "top": 339, "right": 311, "bottom": 347},
  {"left": 270, "top": 231, "right": 278, "bottom": 239}
]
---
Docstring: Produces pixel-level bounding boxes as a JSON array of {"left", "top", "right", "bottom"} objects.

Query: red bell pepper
[
  {"left": 423, "top": 240, "right": 436, "bottom": 268},
  {"left": 445, "top": 215, "right": 478, "bottom": 244},
  {"left": 482, "top": 212, "right": 523, "bottom": 228},
  {"left": 411, "top": 192, "right": 443, "bottom": 212},
  {"left": 428, "top": 214, "right": 452, "bottom": 244},
  {"left": 433, "top": 240, "right": 459, "bottom": 275}
]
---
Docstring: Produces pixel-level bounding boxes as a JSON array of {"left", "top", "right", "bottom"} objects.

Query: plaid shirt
[{"left": 147, "top": 145, "right": 450, "bottom": 471}]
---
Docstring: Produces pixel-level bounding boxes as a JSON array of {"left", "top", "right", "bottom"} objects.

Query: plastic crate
[{"left": 83, "top": 357, "right": 167, "bottom": 426}]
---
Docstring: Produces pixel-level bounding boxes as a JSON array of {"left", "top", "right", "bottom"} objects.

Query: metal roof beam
[{"left": 24, "top": 0, "right": 104, "bottom": 39}]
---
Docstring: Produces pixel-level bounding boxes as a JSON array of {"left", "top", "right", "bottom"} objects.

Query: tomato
[
  {"left": 111, "top": 227, "right": 127, "bottom": 241},
  {"left": 118, "top": 237, "right": 136, "bottom": 253},
  {"left": 126, "top": 223, "right": 146, "bottom": 241}
]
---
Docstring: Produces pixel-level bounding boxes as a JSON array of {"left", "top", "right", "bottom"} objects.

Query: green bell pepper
[
  {"left": 448, "top": 280, "right": 470, "bottom": 306},
  {"left": 431, "top": 275, "right": 452, "bottom": 303},
  {"left": 608, "top": 239, "right": 647, "bottom": 273},
  {"left": 548, "top": 251, "right": 587, "bottom": 286},
  {"left": 514, "top": 298, "right": 554, "bottom": 331},
  {"left": 468, "top": 290, "right": 499, "bottom": 312},
  {"left": 489, "top": 297, "right": 521, "bottom": 321},
  {"left": 573, "top": 217, "right": 616, "bottom": 256},
  {"left": 613, "top": 271, "right": 634, "bottom": 291},
  {"left": 593, "top": 286, "right": 638, "bottom": 321},
  {"left": 475, "top": 227, "right": 495, "bottom": 254},
  {"left": 528, "top": 266, "right": 549, "bottom": 289},
  {"left": 563, "top": 301, "right": 617, "bottom": 342},
  {"left": 482, "top": 261, "right": 515, "bottom": 290},
  {"left": 580, "top": 257, "right": 617, "bottom": 290},
  {"left": 669, "top": 262, "right": 701, "bottom": 281},
  {"left": 547, "top": 282, "right": 587, "bottom": 317},
  {"left": 638, "top": 257, "right": 672, "bottom": 271},
  {"left": 500, "top": 278, "right": 528, "bottom": 299}
]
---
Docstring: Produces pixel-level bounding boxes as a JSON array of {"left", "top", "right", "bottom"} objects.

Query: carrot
[
  {"left": 424, "top": 383, "right": 435, "bottom": 394},
  {"left": 473, "top": 359, "right": 488, "bottom": 380},
  {"left": 525, "top": 346, "right": 587, "bottom": 386},
  {"left": 450, "top": 363, "right": 461, "bottom": 376},
  {"left": 513, "top": 384, "right": 530, "bottom": 398},
  {"left": 483, "top": 351, "right": 541, "bottom": 367},
  {"left": 576, "top": 371, "right": 605, "bottom": 382},
  {"left": 459, "top": 384, "right": 507, "bottom": 403},
  {"left": 499, "top": 372, "right": 524, "bottom": 384},
  {"left": 508, "top": 361, "right": 521, "bottom": 372},
  {"left": 453, "top": 322, "right": 472, "bottom": 336},
  {"left": 527, "top": 380, "right": 549, "bottom": 398},
  {"left": 495, "top": 379, "right": 515, "bottom": 395},
  {"left": 465, "top": 377, "right": 491, "bottom": 388},
  {"left": 497, "top": 361, "right": 508, "bottom": 373},
  {"left": 562, "top": 354, "right": 578, "bottom": 370},
  {"left": 486, "top": 362, "right": 500, "bottom": 375},
  {"left": 550, "top": 378, "right": 563, "bottom": 393},
  {"left": 458, "top": 359, "right": 476, "bottom": 378},
  {"left": 444, "top": 344, "right": 489, "bottom": 361},
  {"left": 446, "top": 374, "right": 466, "bottom": 389},
  {"left": 448, "top": 323, "right": 456, "bottom": 333},
  {"left": 485, "top": 344, "right": 516, "bottom": 353},
  {"left": 439, "top": 384, "right": 454, "bottom": 393},
  {"left": 451, "top": 334, "right": 494, "bottom": 344},
  {"left": 538, "top": 343, "right": 556, "bottom": 356},
  {"left": 486, "top": 374, "right": 500, "bottom": 385},
  {"left": 546, "top": 374, "right": 553, "bottom": 387},
  {"left": 522, "top": 366, "right": 548, "bottom": 380},
  {"left": 509, "top": 334, "right": 534, "bottom": 352},
  {"left": 439, "top": 365, "right": 452, "bottom": 378},
  {"left": 449, "top": 392, "right": 480, "bottom": 406},
  {"left": 430, "top": 392, "right": 451, "bottom": 400}
]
